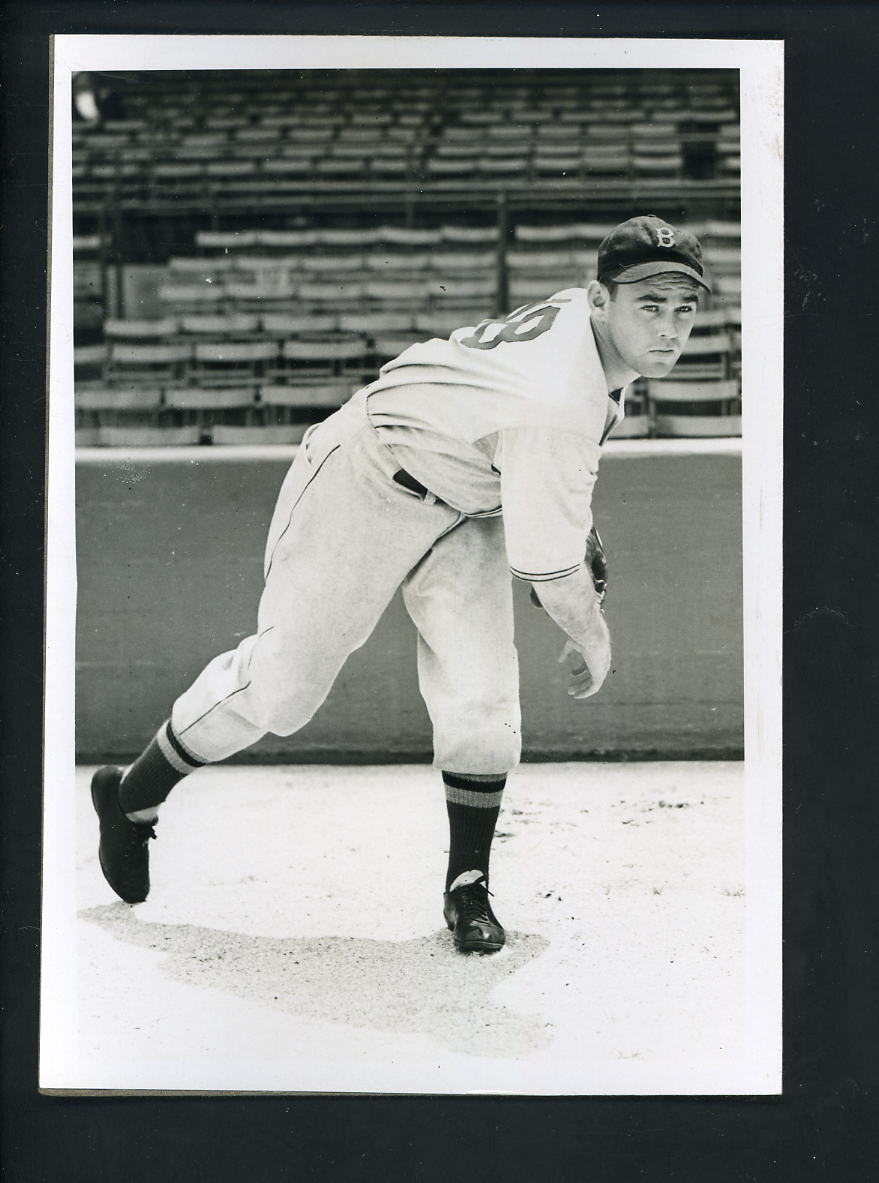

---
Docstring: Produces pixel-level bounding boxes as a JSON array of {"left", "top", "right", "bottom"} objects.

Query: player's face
[{"left": 603, "top": 276, "right": 700, "bottom": 378}]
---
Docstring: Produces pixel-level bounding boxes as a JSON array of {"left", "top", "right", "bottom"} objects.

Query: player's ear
[{"left": 587, "top": 279, "right": 610, "bottom": 319}]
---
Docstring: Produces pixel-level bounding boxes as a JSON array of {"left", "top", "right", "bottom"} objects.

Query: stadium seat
[
  {"left": 210, "top": 423, "right": 309, "bottom": 445},
  {"left": 158, "top": 283, "right": 226, "bottom": 314},
  {"left": 476, "top": 157, "right": 528, "bottom": 176},
  {"left": 163, "top": 386, "right": 258, "bottom": 434},
  {"left": 75, "top": 386, "right": 163, "bottom": 430},
  {"left": 431, "top": 249, "right": 495, "bottom": 274},
  {"left": 268, "top": 338, "right": 370, "bottom": 385},
  {"left": 300, "top": 254, "right": 366, "bottom": 274},
  {"left": 260, "top": 383, "right": 352, "bottom": 414},
  {"left": 298, "top": 281, "right": 365, "bottom": 311},
  {"left": 632, "top": 153, "right": 683, "bottom": 178},
  {"left": 188, "top": 340, "right": 279, "bottom": 388},
  {"left": 222, "top": 279, "right": 298, "bottom": 311},
  {"left": 105, "top": 342, "right": 192, "bottom": 387},
  {"left": 372, "top": 333, "right": 420, "bottom": 362},
  {"left": 610, "top": 381, "right": 651, "bottom": 438},
  {"left": 378, "top": 227, "right": 442, "bottom": 247},
  {"left": 316, "top": 227, "right": 382, "bottom": 248},
  {"left": 688, "top": 308, "right": 732, "bottom": 332},
  {"left": 178, "top": 313, "right": 260, "bottom": 339},
  {"left": 426, "top": 158, "right": 476, "bottom": 179},
  {"left": 104, "top": 318, "right": 179, "bottom": 340},
  {"left": 205, "top": 160, "right": 259, "bottom": 181},
  {"left": 195, "top": 230, "right": 261, "bottom": 251},
  {"left": 440, "top": 225, "right": 498, "bottom": 244},
  {"left": 261, "top": 312, "right": 340, "bottom": 336},
  {"left": 672, "top": 333, "right": 733, "bottom": 381},
  {"left": 648, "top": 378, "right": 741, "bottom": 438},
  {"left": 339, "top": 311, "right": 415, "bottom": 335},
  {"left": 533, "top": 154, "right": 583, "bottom": 178},
  {"left": 168, "top": 256, "right": 235, "bottom": 278},
  {"left": 435, "top": 140, "right": 482, "bottom": 157},
  {"left": 712, "top": 275, "right": 742, "bottom": 299},
  {"left": 97, "top": 425, "right": 202, "bottom": 447},
  {"left": 74, "top": 343, "right": 108, "bottom": 386},
  {"left": 363, "top": 279, "right": 429, "bottom": 310},
  {"left": 412, "top": 311, "right": 470, "bottom": 337},
  {"left": 255, "top": 228, "right": 319, "bottom": 249}
]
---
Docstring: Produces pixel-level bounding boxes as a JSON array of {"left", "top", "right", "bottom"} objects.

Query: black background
[{"left": 2, "top": 4, "right": 877, "bottom": 1180}]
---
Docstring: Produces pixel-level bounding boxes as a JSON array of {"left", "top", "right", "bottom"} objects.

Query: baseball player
[{"left": 91, "top": 215, "right": 708, "bottom": 953}]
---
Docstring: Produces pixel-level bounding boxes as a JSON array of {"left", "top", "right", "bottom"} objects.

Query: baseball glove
[{"left": 530, "top": 525, "right": 608, "bottom": 609}]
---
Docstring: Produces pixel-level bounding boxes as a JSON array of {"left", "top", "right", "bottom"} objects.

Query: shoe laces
[
  {"left": 454, "top": 878, "right": 494, "bottom": 923},
  {"left": 126, "top": 820, "right": 156, "bottom": 853}
]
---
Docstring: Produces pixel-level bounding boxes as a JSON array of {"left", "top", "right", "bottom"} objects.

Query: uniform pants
[{"left": 170, "top": 391, "right": 522, "bottom": 774}]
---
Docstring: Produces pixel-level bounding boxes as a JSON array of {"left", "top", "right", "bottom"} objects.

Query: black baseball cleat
[
  {"left": 90, "top": 765, "right": 156, "bottom": 904},
  {"left": 443, "top": 871, "right": 506, "bottom": 954}
]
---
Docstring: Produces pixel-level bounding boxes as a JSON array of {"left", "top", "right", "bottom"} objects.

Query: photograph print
[{"left": 42, "top": 35, "right": 783, "bottom": 1096}]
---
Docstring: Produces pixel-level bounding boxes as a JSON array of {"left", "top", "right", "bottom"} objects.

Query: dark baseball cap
[{"left": 597, "top": 214, "right": 711, "bottom": 291}]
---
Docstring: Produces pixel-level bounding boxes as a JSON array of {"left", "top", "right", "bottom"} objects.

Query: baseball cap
[{"left": 597, "top": 214, "right": 711, "bottom": 291}]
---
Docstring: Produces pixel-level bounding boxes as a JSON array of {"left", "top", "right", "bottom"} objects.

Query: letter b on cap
[{"left": 655, "top": 226, "right": 676, "bottom": 248}]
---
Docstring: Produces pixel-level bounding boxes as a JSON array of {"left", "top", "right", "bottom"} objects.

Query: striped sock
[
  {"left": 443, "top": 771, "right": 506, "bottom": 891},
  {"left": 117, "top": 720, "right": 204, "bottom": 815}
]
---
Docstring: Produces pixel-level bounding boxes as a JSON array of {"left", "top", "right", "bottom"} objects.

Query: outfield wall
[{"left": 75, "top": 442, "right": 743, "bottom": 762}]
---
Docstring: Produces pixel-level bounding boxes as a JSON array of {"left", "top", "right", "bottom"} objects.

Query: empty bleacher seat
[
  {"left": 75, "top": 386, "right": 162, "bottom": 430},
  {"left": 74, "top": 343, "right": 108, "bottom": 386},
  {"left": 222, "top": 278, "right": 298, "bottom": 310},
  {"left": 269, "top": 338, "right": 369, "bottom": 385},
  {"left": 378, "top": 227, "right": 442, "bottom": 247},
  {"left": 672, "top": 333, "right": 733, "bottom": 381},
  {"left": 648, "top": 378, "right": 741, "bottom": 438},
  {"left": 159, "top": 283, "right": 226, "bottom": 314},
  {"left": 363, "top": 279, "right": 429, "bottom": 310},
  {"left": 339, "top": 311, "right": 415, "bottom": 335},
  {"left": 189, "top": 340, "right": 279, "bottom": 388},
  {"left": 298, "top": 280, "right": 365, "bottom": 310},
  {"left": 179, "top": 313, "right": 260, "bottom": 339},
  {"left": 210, "top": 424, "right": 308, "bottom": 445},
  {"left": 430, "top": 277, "right": 496, "bottom": 304},
  {"left": 300, "top": 254, "right": 365, "bottom": 275},
  {"left": 610, "top": 381, "right": 651, "bottom": 439},
  {"left": 168, "top": 256, "right": 235, "bottom": 278},
  {"left": 260, "top": 384, "right": 352, "bottom": 414},
  {"left": 97, "top": 425, "right": 202, "bottom": 447},
  {"left": 261, "top": 312, "right": 339, "bottom": 336},
  {"left": 365, "top": 251, "right": 431, "bottom": 275},
  {"left": 105, "top": 342, "right": 192, "bottom": 386},
  {"left": 163, "top": 387, "right": 258, "bottom": 433},
  {"left": 104, "top": 318, "right": 178, "bottom": 340},
  {"left": 372, "top": 333, "right": 420, "bottom": 362},
  {"left": 440, "top": 225, "right": 498, "bottom": 245},
  {"left": 316, "top": 227, "right": 382, "bottom": 248},
  {"left": 195, "top": 230, "right": 261, "bottom": 251}
]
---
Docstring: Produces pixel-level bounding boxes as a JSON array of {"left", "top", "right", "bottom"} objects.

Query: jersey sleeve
[{"left": 494, "top": 427, "right": 601, "bottom": 582}]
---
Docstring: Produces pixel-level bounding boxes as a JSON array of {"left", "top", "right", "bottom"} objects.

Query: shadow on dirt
[{"left": 80, "top": 903, "right": 553, "bottom": 1059}]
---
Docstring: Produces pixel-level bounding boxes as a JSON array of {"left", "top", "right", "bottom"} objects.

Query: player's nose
[{"left": 656, "top": 312, "right": 678, "bottom": 341}]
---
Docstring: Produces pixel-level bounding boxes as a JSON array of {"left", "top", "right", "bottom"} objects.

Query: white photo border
[{"left": 42, "top": 34, "right": 783, "bottom": 1095}]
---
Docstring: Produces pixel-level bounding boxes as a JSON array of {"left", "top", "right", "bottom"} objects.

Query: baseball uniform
[{"left": 168, "top": 288, "right": 627, "bottom": 774}]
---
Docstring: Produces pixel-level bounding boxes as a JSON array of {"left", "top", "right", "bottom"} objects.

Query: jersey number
[{"left": 459, "top": 301, "right": 561, "bottom": 351}]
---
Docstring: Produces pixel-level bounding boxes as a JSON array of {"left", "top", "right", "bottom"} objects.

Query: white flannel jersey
[{"left": 363, "top": 288, "right": 626, "bottom": 583}]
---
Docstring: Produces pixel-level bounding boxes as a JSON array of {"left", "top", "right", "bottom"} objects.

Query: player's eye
[
  {"left": 641, "top": 304, "right": 659, "bottom": 313},
  {"left": 676, "top": 305, "right": 695, "bottom": 315}
]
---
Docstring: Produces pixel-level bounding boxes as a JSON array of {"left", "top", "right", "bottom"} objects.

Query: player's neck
[{"left": 589, "top": 318, "right": 640, "bottom": 392}]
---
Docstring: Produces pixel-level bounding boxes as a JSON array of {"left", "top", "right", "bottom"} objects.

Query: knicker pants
[{"left": 170, "top": 392, "right": 522, "bottom": 774}]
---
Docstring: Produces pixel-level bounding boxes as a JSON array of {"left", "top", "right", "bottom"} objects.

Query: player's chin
[{"left": 640, "top": 351, "right": 680, "bottom": 378}]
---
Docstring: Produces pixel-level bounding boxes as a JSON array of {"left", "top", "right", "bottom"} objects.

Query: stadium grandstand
[{"left": 72, "top": 67, "right": 741, "bottom": 447}]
